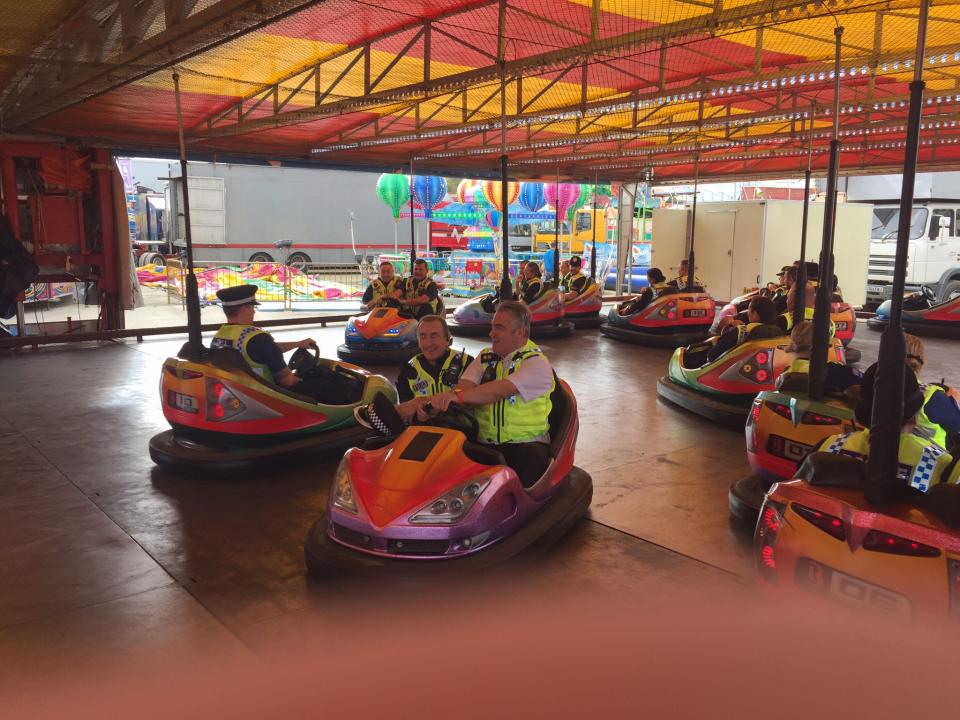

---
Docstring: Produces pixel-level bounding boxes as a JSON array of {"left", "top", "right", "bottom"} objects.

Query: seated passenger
[
  {"left": 616, "top": 268, "right": 669, "bottom": 316},
  {"left": 400, "top": 258, "right": 441, "bottom": 320},
  {"left": 669, "top": 258, "right": 704, "bottom": 291},
  {"left": 542, "top": 242, "right": 557, "bottom": 282},
  {"left": 395, "top": 315, "right": 474, "bottom": 402},
  {"left": 819, "top": 363, "right": 960, "bottom": 491},
  {"left": 358, "top": 302, "right": 556, "bottom": 488},
  {"left": 557, "top": 259, "right": 571, "bottom": 288},
  {"left": 561, "top": 255, "right": 589, "bottom": 301},
  {"left": 706, "top": 295, "right": 782, "bottom": 363},
  {"left": 361, "top": 260, "right": 402, "bottom": 311},
  {"left": 519, "top": 262, "right": 544, "bottom": 304},
  {"left": 906, "top": 334, "right": 960, "bottom": 452},
  {"left": 782, "top": 321, "right": 861, "bottom": 392},
  {"left": 514, "top": 259, "right": 528, "bottom": 298},
  {"left": 212, "top": 285, "right": 354, "bottom": 403}
]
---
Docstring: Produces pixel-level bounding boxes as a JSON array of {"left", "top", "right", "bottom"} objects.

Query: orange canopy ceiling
[{"left": 3, "top": 1, "right": 960, "bottom": 182}]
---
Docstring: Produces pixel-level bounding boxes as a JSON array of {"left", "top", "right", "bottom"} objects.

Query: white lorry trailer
[{"left": 845, "top": 173, "right": 960, "bottom": 309}]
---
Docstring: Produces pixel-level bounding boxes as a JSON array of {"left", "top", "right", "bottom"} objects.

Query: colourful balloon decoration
[
  {"left": 485, "top": 209, "right": 502, "bottom": 232},
  {"left": 376, "top": 173, "right": 410, "bottom": 220},
  {"left": 412, "top": 175, "right": 447, "bottom": 219},
  {"left": 593, "top": 183, "right": 613, "bottom": 208},
  {"left": 456, "top": 178, "right": 476, "bottom": 204},
  {"left": 480, "top": 180, "right": 519, "bottom": 213},
  {"left": 471, "top": 185, "right": 489, "bottom": 211},
  {"left": 518, "top": 181, "right": 545, "bottom": 213},
  {"left": 544, "top": 182, "right": 581, "bottom": 220},
  {"left": 567, "top": 184, "right": 588, "bottom": 219}
]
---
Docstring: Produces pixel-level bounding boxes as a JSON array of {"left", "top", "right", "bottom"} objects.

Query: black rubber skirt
[
  {"left": 655, "top": 375, "right": 751, "bottom": 428},
  {"left": 600, "top": 322, "right": 711, "bottom": 348},
  {"left": 530, "top": 321, "right": 575, "bottom": 339},
  {"left": 843, "top": 345, "right": 862, "bottom": 364},
  {"left": 867, "top": 316, "right": 960, "bottom": 339},
  {"left": 728, "top": 474, "right": 768, "bottom": 524},
  {"left": 336, "top": 343, "right": 419, "bottom": 366},
  {"left": 149, "top": 424, "right": 370, "bottom": 473},
  {"left": 566, "top": 313, "right": 604, "bottom": 330},
  {"left": 304, "top": 466, "right": 593, "bottom": 577},
  {"left": 448, "top": 321, "right": 492, "bottom": 338}
]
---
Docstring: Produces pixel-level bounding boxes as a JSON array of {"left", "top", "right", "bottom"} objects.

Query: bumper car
[
  {"left": 304, "top": 381, "right": 592, "bottom": 575},
  {"left": 337, "top": 298, "right": 421, "bottom": 365},
  {"left": 868, "top": 286, "right": 960, "bottom": 339},
  {"left": 831, "top": 299, "right": 861, "bottom": 364},
  {"left": 755, "top": 453, "right": 960, "bottom": 624},
  {"left": 601, "top": 290, "right": 715, "bottom": 347},
  {"left": 728, "top": 373, "right": 858, "bottom": 522},
  {"left": 450, "top": 287, "right": 574, "bottom": 339},
  {"left": 563, "top": 281, "right": 604, "bottom": 329},
  {"left": 656, "top": 336, "right": 846, "bottom": 427},
  {"left": 150, "top": 346, "right": 397, "bottom": 471}
]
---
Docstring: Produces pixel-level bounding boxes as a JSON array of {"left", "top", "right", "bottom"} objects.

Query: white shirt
[{"left": 460, "top": 344, "right": 554, "bottom": 402}]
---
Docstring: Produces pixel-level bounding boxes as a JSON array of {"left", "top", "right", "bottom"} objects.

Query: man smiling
[{"left": 395, "top": 315, "right": 473, "bottom": 402}]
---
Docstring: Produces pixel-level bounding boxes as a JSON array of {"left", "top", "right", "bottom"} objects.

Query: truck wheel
[
  {"left": 249, "top": 252, "right": 274, "bottom": 263},
  {"left": 145, "top": 253, "right": 165, "bottom": 266},
  {"left": 940, "top": 279, "right": 960, "bottom": 303},
  {"left": 287, "top": 251, "right": 311, "bottom": 269}
]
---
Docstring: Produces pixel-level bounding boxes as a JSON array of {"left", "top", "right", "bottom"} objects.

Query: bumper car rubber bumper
[
  {"left": 566, "top": 313, "right": 604, "bottom": 330},
  {"left": 600, "top": 322, "right": 711, "bottom": 347},
  {"left": 655, "top": 375, "right": 752, "bottom": 428},
  {"left": 530, "top": 321, "right": 575, "bottom": 339},
  {"left": 304, "top": 466, "right": 592, "bottom": 577},
  {"left": 149, "top": 424, "right": 372, "bottom": 473},
  {"left": 868, "top": 315, "right": 960, "bottom": 339},
  {"left": 728, "top": 474, "right": 767, "bottom": 523},
  {"left": 336, "top": 343, "right": 419, "bottom": 365},
  {"left": 448, "top": 320, "right": 492, "bottom": 338}
]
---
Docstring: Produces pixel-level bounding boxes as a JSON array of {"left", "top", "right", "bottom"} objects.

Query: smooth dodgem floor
[{"left": 1, "top": 320, "right": 956, "bottom": 677}]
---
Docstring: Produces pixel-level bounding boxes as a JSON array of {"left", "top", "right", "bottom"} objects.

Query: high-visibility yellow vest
[
  {"left": 474, "top": 339, "right": 554, "bottom": 445},
  {"left": 211, "top": 324, "right": 272, "bottom": 382},
  {"left": 406, "top": 349, "right": 468, "bottom": 398},
  {"left": 916, "top": 383, "right": 949, "bottom": 450}
]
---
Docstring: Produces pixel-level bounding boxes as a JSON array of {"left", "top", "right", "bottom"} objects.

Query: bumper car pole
[
  {"left": 172, "top": 72, "right": 204, "bottom": 362},
  {"left": 590, "top": 172, "right": 598, "bottom": 283},
  {"left": 499, "top": 61, "right": 513, "bottom": 302},
  {"left": 808, "top": 27, "right": 844, "bottom": 402},
  {"left": 409, "top": 158, "right": 416, "bottom": 267},
  {"left": 866, "top": 0, "right": 930, "bottom": 505},
  {"left": 794, "top": 122, "right": 814, "bottom": 326}
]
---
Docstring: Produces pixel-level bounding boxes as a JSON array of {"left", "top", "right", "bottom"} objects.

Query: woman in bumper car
[
  {"left": 706, "top": 295, "right": 782, "bottom": 363},
  {"left": 615, "top": 267, "right": 671, "bottom": 316},
  {"left": 819, "top": 363, "right": 960, "bottom": 492},
  {"left": 905, "top": 334, "right": 960, "bottom": 452},
  {"left": 782, "top": 320, "right": 861, "bottom": 392}
]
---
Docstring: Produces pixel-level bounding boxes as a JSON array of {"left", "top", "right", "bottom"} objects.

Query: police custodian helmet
[{"left": 216, "top": 284, "right": 260, "bottom": 307}]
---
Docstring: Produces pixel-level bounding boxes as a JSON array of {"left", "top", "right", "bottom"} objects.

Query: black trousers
[
  {"left": 295, "top": 375, "right": 362, "bottom": 405},
  {"left": 493, "top": 441, "right": 551, "bottom": 488}
]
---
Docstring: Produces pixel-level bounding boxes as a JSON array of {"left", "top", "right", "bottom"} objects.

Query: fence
[{"left": 157, "top": 261, "right": 368, "bottom": 309}]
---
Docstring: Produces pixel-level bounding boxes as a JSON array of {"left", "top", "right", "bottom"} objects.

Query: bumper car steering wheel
[
  {"left": 288, "top": 343, "right": 320, "bottom": 377},
  {"left": 422, "top": 402, "right": 479, "bottom": 443},
  {"left": 922, "top": 284, "right": 937, "bottom": 305}
]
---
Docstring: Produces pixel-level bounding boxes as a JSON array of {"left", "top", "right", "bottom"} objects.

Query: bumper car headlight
[
  {"left": 410, "top": 478, "right": 490, "bottom": 524},
  {"left": 332, "top": 458, "right": 357, "bottom": 513},
  {"left": 347, "top": 324, "right": 358, "bottom": 334},
  {"left": 384, "top": 327, "right": 401, "bottom": 336}
]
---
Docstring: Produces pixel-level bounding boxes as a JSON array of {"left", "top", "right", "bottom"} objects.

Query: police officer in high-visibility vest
[
  {"left": 819, "top": 363, "right": 960, "bottom": 491},
  {"left": 211, "top": 285, "right": 344, "bottom": 400},
  {"left": 418, "top": 301, "right": 556, "bottom": 488},
  {"left": 905, "top": 334, "right": 960, "bottom": 452},
  {"left": 616, "top": 267, "right": 671, "bottom": 316},
  {"left": 401, "top": 259, "right": 441, "bottom": 319},
  {"left": 519, "top": 261, "right": 544, "bottom": 304},
  {"left": 670, "top": 258, "right": 705, "bottom": 291},
  {"left": 781, "top": 320, "right": 861, "bottom": 392},
  {"left": 706, "top": 295, "right": 783, "bottom": 363},
  {"left": 361, "top": 261, "right": 402, "bottom": 311},
  {"left": 395, "top": 315, "right": 473, "bottom": 402},
  {"left": 515, "top": 259, "right": 529, "bottom": 299},
  {"left": 561, "top": 255, "right": 589, "bottom": 302}
]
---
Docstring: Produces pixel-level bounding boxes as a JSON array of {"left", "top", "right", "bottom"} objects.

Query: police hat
[
  {"left": 216, "top": 284, "right": 260, "bottom": 307},
  {"left": 854, "top": 362, "right": 924, "bottom": 427},
  {"left": 778, "top": 265, "right": 793, "bottom": 275},
  {"left": 570, "top": 255, "right": 582, "bottom": 266}
]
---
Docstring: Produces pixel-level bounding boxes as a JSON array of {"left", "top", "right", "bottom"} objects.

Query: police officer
[
  {"left": 423, "top": 301, "right": 555, "bottom": 488},
  {"left": 211, "top": 285, "right": 332, "bottom": 397},
  {"left": 670, "top": 258, "right": 705, "bottom": 291},
  {"left": 561, "top": 255, "right": 589, "bottom": 301},
  {"left": 395, "top": 315, "right": 473, "bottom": 402},
  {"left": 706, "top": 295, "right": 783, "bottom": 362},
  {"left": 819, "top": 363, "right": 960, "bottom": 491},
  {"left": 401, "top": 258, "right": 441, "bottom": 319},
  {"left": 519, "top": 261, "right": 544, "bottom": 304},
  {"left": 361, "top": 261, "right": 401, "bottom": 311},
  {"left": 781, "top": 320, "right": 861, "bottom": 392},
  {"left": 514, "top": 259, "right": 529, "bottom": 298},
  {"left": 616, "top": 267, "right": 670, "bottom": 316},
  {"left": 905, "top": 334, "right": 960, "bottom": 451}
]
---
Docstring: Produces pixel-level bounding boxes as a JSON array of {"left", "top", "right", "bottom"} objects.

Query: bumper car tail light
[
  {"left": 792, "top": 503, "right": 846, "bottom": 541},
  {"left": 182, "top": 369, "right": 204, "bottom": 380},
  {"left": 755, "top": 499, "right": 786, "bottom": 583},
  {"left": 766, "top": 400, "right": 792, "bottom": 420},
  {"left": 205, "top": 379, "right": 245, "bottom": 421},
  {"left": 862, "top": 530, "right": 940, "bottom": 558},
  {"left": 163, "top": 364, "right": 178, "bottom": 377},
  {"left": 411, "top": 478, "right": 491, "bottom": 524},
  {"left": 800, "top": 411, "right": 842, "bottom": 425},
  {"left": 332, "top": 458, "right": 357, "bottom": 513}
]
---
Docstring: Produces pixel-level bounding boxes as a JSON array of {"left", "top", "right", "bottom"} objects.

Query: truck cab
[
  {"left": 866, "top": 202, "right": 960, "bottom": 308},
  {"left": 534, "top": 209, "right": 608, "bottom": 253}
]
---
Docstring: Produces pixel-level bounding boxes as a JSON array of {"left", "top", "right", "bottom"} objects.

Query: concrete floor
[{"left": 1, "top": 319, "right": 957, "bottom": 682}]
